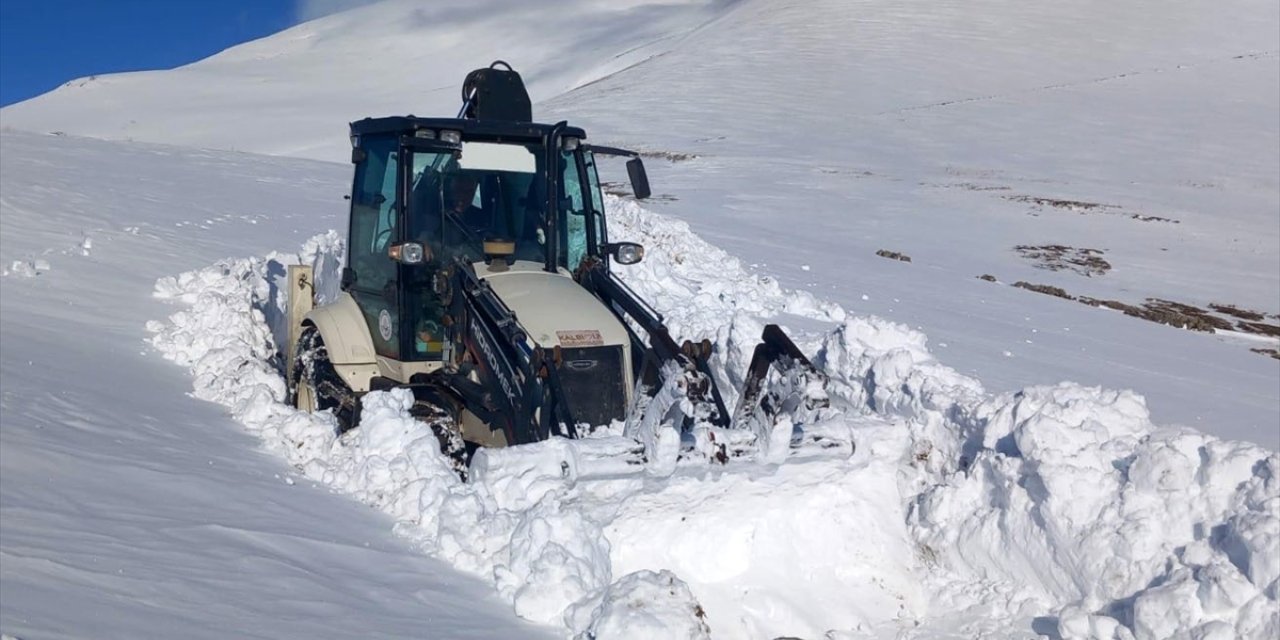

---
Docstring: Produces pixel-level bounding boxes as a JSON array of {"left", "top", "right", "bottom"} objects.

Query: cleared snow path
[{"left": 0, "top": 131, "right": 553, "bottom": 640}]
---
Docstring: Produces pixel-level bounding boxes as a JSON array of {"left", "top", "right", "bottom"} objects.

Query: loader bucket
[{"left": 731, "top": 324, "right": 830, "bottom": 448}]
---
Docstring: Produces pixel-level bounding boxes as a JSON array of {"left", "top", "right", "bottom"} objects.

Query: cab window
[{"left": 561, "top": 150, "right": 589, "bottom": 270}]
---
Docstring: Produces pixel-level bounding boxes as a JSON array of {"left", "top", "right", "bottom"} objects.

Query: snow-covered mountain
[
  {"left": 0, "top": 0, "right": 722, "bottom": 158},
  {"left": 6, "top": 0, "right": 1277, "bottom": 437},
  {"left": 2, "top": 0, "right": 1277, "bottom": 638}
]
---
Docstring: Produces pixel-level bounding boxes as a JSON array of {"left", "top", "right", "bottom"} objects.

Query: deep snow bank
[
  {"left": 814, "top": 317, "right": 1279, "bottom": 639},
  {"left": 147, "top": 196, "right": 1278, "bottom": 639}
]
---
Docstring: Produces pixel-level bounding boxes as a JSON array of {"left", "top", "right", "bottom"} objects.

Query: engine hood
[{"left": 476, "top": 260, "right": 629, "bottom": 349}]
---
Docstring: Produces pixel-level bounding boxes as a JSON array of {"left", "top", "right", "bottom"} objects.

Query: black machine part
[
  {"left": 573, "top": 257, "right": 826, "bottom": 434},
  {"left": 411, "top": 254, "right": 823, "bottom": 448},
  {"left": 587, "top": 145, "right": 652, "bottom": 200},
  {"left": 459, "top": 61, "right": 532, "bottom": 122},
  {"left": 291, "top": 326, "right": 360, "bottom": 433}
]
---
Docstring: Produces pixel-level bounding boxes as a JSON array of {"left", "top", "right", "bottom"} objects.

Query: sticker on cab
[
  {"left": 379, "top": 309, "right": 393, "bottom": 341},
  {"left": 556, "top": 329, "right": 604, "bottom": 347}
]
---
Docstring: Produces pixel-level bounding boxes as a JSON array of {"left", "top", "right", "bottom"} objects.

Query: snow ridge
[{"left": 146, "top": 198, "right": 1278, "bottom": 639}]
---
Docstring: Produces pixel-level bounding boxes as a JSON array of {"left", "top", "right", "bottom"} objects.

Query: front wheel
[{"left": 290, "top": 326, "right": 359, "bottom": 433}]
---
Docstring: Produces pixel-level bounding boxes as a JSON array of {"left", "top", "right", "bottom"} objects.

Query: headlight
[
  {"left": 610, "top": 242, "right": 645, "bottom": 265},
  {"left": 388, "top": 242, "right": 425, "bottom": 264}
]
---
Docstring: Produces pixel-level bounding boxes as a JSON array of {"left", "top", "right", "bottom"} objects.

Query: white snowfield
[
  {"left": 4, "top": 0, "right": 1277, "bottom": 438},
  {"left": 1, "top": 0, "right": 1278, "bottom": 638}
]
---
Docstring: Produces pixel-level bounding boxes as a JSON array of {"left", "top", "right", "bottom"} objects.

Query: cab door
[{"left": 345, "top": 134, "right": 402, "bottom": 359}]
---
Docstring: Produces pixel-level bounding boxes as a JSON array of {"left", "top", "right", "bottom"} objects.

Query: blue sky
[{"left": 0, "top": 1, "right": 359, "bottom": 107}]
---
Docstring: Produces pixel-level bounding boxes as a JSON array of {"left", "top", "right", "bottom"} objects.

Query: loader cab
[{"left": 342, "top": 116, "right": 648, "bottom": 365}]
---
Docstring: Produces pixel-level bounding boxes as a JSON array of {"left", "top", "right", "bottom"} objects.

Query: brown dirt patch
[
  {"left": 1237, "top": 321, "right": 1280, "bottom": 338},
  {"left": 1076, "top": 297, "right": 1231, "bottom": 332},
  {"left": 1004, "top": 279, "right": 1278, "bottom": 355},
  {"left": 637, "top": 150, "right": 697, "bottom": 163},
  {"left": 1140, "top": 299, "right": 1234, "bottom": 332},
  {"left": 1013, "top": 281, "right": 1073, "bottom": 300},
  {"left": 1129, "top": 213, "right": 1180, "bottom": 223},
  {"left": 1015, "top": 245, "right": 1111, "bottom": 277},
  {"left": 1006, "top": 195, "right": 1180, "bottom": 224},
  {"left": 1210, "top": 304, "right": 1266, "bottom": 321},
  {"left": 876, "top": 249, "right": 912, "bottom": 263},
  {"left": 1006, "top": 195, "right": 1111, "bottom": 212}
]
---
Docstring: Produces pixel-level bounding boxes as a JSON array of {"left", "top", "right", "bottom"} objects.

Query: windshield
[
  {"left": 406, "top": 142, "right": 602, "bottom": 271},
  {"left": 407, "top": 142, "right": 545, "bottom": 265}
]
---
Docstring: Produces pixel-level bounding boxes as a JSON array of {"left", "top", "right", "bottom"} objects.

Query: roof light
[
  {"left": 440, "top": 130, "right": 462, "bottom": 144},
  {"left": 349, "top": 134, "right": 359, "bottom": 148},
  {"left": 562, "top": 136, "right": 580, "bottom": 151},
  {"left": 414, "top": 129, "right": 436, "bottom": 139}
]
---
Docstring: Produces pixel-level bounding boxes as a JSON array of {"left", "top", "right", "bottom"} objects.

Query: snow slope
[
  {"left": 3, "top": 0, "right": 1276, "bottom": 440},
  {"left": 0, "top": 0, "right": 722, "bottom": 159},
  {"left": 538, "top": 0, "right": 1280, "bottom": 440},
  {"left": 1, "top": 0, "right": 1277, "bottom": 637},
  {"left": 0, "top": 131, "right": 553, "bottom": 639}
]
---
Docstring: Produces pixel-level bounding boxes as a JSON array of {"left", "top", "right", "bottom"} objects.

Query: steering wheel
[{"left": 373, "top": 228, "right": 392, "bottom": 253}]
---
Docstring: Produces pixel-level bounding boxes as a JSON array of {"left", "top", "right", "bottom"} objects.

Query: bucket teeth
[{"left": 625, "top": 324, "right": 842, "bottom": 466}]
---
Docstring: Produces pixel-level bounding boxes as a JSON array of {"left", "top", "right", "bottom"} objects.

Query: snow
[
  {"left": 131, "top": 188, "right": 1277, "bottom": 638},
  {"left": 0, "top": 131, "right": 551, "bottom": 640},
  {"left": 567, "top": 570, "right": 711, "bottom": 640},
  {"left": 2, "top": 0, "right": 1278, "bottom": 637},
  {"left": 4, "top": 0, "right": 1275, "bottom": 439}
]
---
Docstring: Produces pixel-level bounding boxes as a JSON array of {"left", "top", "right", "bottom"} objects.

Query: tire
[{"left": 291, "top": 326, "right": 358, "bottom": 433}]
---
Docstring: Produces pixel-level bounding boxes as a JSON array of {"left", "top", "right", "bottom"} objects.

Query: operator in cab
[{"left": 445, "top": 173, "right": 487, "bottom": 232}]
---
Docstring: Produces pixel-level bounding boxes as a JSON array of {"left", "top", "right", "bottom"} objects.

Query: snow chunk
[
  {"left": 497, "top": 496, "right": 612, "bottom": 625},
  {"left": 568, "top": 570, "right": 711, "bottom": 640},
  {"left": 5, "top": 258, "right": 51, "bottom": 277}
]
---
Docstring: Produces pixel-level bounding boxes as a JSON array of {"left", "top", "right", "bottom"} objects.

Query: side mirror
[
  {"left": 626, "top": 157, "right": 651, "bottom": 200},
  {"left": 605, "top": 242, "right": 645, "bottom": 265}
]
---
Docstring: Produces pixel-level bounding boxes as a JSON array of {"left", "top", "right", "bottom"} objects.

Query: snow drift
[{"left": 146, "top": 196, "right": 1279, "bottom": 639}]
